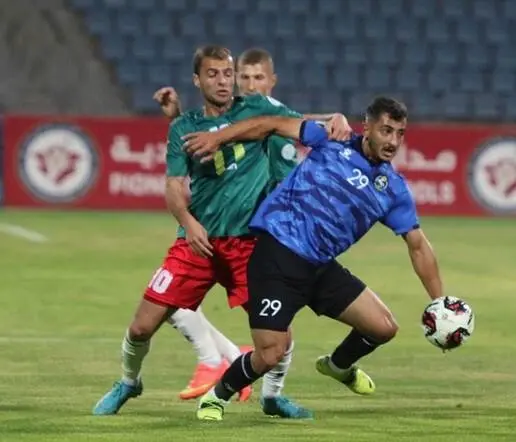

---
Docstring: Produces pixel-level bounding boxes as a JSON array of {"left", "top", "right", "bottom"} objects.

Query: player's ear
[
  {"left": 271, "top": 73, "right": 277, "bottom": 88},
  {"left": 362, "top": 118, "right": 370, "bottom": 138},
  {"left": 193, "top": 74, "right": 200, "bottom": 89}
]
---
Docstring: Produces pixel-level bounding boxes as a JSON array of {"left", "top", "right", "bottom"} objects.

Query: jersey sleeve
[
  {"left": 381, "top": 188, "right": 420, "bottom": 235},
  {"left": 166, "top": 119, "right": 189, "bottom": 177},
  {"left": 299, "top": 120, "right": 328, "bottom": 149}
]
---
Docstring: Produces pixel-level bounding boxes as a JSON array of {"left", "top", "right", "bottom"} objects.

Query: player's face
[
  {"left": 194, "top": 57, "right": 235, "bottom": 107},
  {"left": 236, "top": 62, "right": 277, "bottom": 96},
  {"left": 364, "top": 113, "right": 407, "bottom": 162}
]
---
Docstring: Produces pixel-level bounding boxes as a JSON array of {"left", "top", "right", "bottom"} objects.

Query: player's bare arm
[
  {"left": 183, "top": 116, "right": 305, "bottom": 161},
  {"left": 153, "top": 87, "right": 182, "bottom": 121},
  {"left": 165, "top": 176, "right": 213, "bottom": 258},
  {"left": 403, "top": 228, "right": 443, "bottom": 300}
]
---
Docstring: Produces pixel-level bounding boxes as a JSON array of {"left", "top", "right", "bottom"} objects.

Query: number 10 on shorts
[{"left": 148, "top": 268, "right": 173, "bottom": 294}]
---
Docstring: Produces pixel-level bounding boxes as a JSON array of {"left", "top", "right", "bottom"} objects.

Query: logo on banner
[
  {"left": 468, "top": 137, "right": 516, "bottom": 214},
  {"left": 18, "top": 124, "right": 99, "bottom": 203}
]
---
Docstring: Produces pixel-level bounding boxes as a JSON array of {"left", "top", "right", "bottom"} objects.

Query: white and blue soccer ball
[{"left": 422, "top": 296, "right": 475, "bottom": 350}]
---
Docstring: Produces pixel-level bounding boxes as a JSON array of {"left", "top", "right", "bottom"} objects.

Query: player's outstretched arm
[
  {"left": 403, "top": 229, "right": 443, "bottom": 300},
  {"left": 182, "top": 116, "right": 305, "bottom": 162},
  {"left": 153, "top": 86, "right": 182, "bottom": 121},
  {"left": 303, "top": 113, "right": 352, "bottom": 141}
]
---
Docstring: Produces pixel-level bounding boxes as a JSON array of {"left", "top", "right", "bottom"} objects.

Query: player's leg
[
  {"left": 312, "top": 262, "right": 397, "bottom": 394},
  {"left": 167, "top": 307, "right": 229, "bottom": 400},
  {"left": 93, "top": 240, "right": 215, "bottom": 414},
  {"left": 197, "top": 233, "right": 312, "bottom": 421}
]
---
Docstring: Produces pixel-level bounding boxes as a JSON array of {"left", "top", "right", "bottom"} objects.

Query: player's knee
[
  {"left": 373, "top": 312, "right": 399, "bottom": 343},
  {"left": 254, "top": 341, "right": 288, "bottom": 371},
  {"left": 128, "top": 322, "right": 154, "bottom": 342}
]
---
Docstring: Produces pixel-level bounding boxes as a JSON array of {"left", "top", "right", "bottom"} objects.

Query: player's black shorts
[{"left": 247, "top": 232, "right": 366, "bottom": 332}]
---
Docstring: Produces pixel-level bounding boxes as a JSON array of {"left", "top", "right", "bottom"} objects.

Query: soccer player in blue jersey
[{"left": 182, "top": 96, "right": 444, "bottom": 421}]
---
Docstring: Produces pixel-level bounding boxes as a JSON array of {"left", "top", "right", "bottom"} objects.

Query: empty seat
[
  {"left": 133, "top": 85, "right": 161, "bottom": 113},
  {"left": 312, "top": 44, "right": 336, "bottom": 66},
  {"left": 103, "top": 0, "right": 127, "bottom": 10},
  {"left": 117, "top": 59, "right": 144, "bottom": 85},
  {"left": 395, "top": 67, "right": 422, "bottom": 92},
  {"left": 300, "top": 65, "right": 328, "bottom": 89},
  {"left": 473, "top": 94, "right": 500, "bottom": 120},
  {"left": 213, "top": 14, "right": 239, "bottom": 37},
  {"left": 349, "top": 0, "right": 372, "bottom": 16},
  {"left": 484, "top": 20, "right": 509, "bottom": 44},
  {"left": 349, "top": 92, "right": 375, "bottom": 117},
  {"left": 456, "top": 20, "right": 480, "bottom": 43},
  {"left": 331, "top": 16, "right": 360, "bottom": 41},
  {"left": 243, "top": 13, "right": 268, "bottom": 38},
  {"left": 411, "top": 0, "right": 436, "bottom": 18},
  {"left": 314, "top": 91, "right": 345, "bottom": 113},
  {"left": 146, "top": 12, "right": 172, "bottom": 37},
  {"left": 410, "top": 93, "right": 438, "bottom": 120},
  {"left": 147, "top": 63, "right": 175, "bottom": 85},
  {"left": 372, "top": 43, "right": 398, "bottom": 67},
  {"left": 344, "top": 44, "right": 367, "bottom": 65},
  {"left": 288, "top": 0, "right": 310, "bottom": 14},
  {"left": 272, "top": 15, "right": 297, "bottom": 40},
  {"left": 100, "top": 34, "right": 126, "bottom": 61},
  {"left": 256, "top": 0, "right": 281, "bottom": 13},
  {"left": 502, "top": 95, "right": 516, "bottom": 120},
  {"left": 473, "top": 1, "right": 498, "bottom": 20},
  {"left": 365, "top": 68, "right": 391, "bottom": 90},
  {"left": 379, "top": 0, "right": 404, "bottom": 17},
  {"left": 333, "top": 65, "right": 360, "bottom": 90},
  {"left": 162, "top": 0, "right": 188, "bottom": 11},
  {"left": 458, "top": 71, "right": 484, "bottom": 93},
  {"left": 305, "top": 18, "right": 327, "bottom": 40},
  {"left": 364, "top": 18, "right": 388, "bottom": 40},
  {"left": 395, "top": 19, "right": 421, "bottom": 43},
  {"left": 179, "top": 14, "right": 206, "bottom": 38},
  {"left": 316, "top": 0, "right": 342, "bottom": 17},
  {"left": 464, "top": 44, "right": 491, "bottom": 68},
  {"left": 490, "top": 70, "right": 515, "bottom": 94},
  {"left": 402, "top": 43, "right": 429, "bottom": 67},
  {"left": 130, "top": 36, "right": 160, "bottom": 61},
  {"left": 496, "top": 45, "right": 516, "bottom": 69},
  {"left": 116, "top": 11, "right": 142, "bottom": 36},
  {"left": 194, "top": 0, "right": 218, "bottom": 12},
  {"left": 503, "top": 0, "right": 516, "bottom": 19},
  {"left": 427, "top": 68, "right": 454, "bottom": 93},
  {"left": 162, "top": 42, "right": 189, "bottom": 62},
  {"left": 425, "top": 19, "right": 451, "bottom": 43},
  {"left": 441, "top": 93, "right": 470, "bottom": 120},
  {"left": 440, "top": 1, "right": 463, "bottom": 18},
  {"left": 433, "top": 43, "right": 459, "bottom": 67},
  {"left": 132, "top": 0, "right": 160, "bottom": 12}
]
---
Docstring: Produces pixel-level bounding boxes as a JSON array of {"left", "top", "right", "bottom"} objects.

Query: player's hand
[
  {"left": 326, "top": 113, "right": 352, "bottom": 141},
  {"left": 184, "top": 219, "right": 213, "bottom": 258},
  {"left": 153, "top": 87, "right": 182, "bottom": 120},
  {"left": 182, "top": 131, "right": 221, "bottom": 163}
]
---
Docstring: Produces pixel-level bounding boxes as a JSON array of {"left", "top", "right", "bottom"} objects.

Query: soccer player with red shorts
[
  {"left": 93, "top": 45, "right": 350, "bottom": 418},
  {"left": 153, "top": 47, "right": 348, "bottom": 403}
]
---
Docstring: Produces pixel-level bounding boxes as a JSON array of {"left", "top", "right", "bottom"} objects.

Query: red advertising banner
[
  {"left": 3, "top": 115, "right": 169, "bottom": 210},
  {"left": 2, "top": 115, "right": 516, "bottom": 216}
]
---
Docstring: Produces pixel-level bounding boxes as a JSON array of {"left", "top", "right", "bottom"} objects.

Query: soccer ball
[{"left": 421, "top": 296, "right": 475, "bottom": 350}]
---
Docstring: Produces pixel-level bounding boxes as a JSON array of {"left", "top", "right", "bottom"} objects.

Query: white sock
[
  {"left": 199, "top": 311, "right": 241, "bottom": 363},
  {"left": 168, "top": 308, "right": 223, "bottom": 367},
  {"left": 121, "top": 330, "right": 150, "bottom": 386},
  {"left": 261, "top": 341, "right": 294, "bottom": 398}
]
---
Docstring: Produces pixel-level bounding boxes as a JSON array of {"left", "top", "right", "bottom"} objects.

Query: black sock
[
  {"left": 214, "top": 352, "right": 263, "bottom": 401},
  {"left": 330, "top": 329, "right": 380, "bottom": 371}
]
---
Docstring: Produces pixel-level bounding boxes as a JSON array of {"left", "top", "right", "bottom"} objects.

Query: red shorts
[{"left": 144, "top": 236, "right": 256, "bottom": 311}]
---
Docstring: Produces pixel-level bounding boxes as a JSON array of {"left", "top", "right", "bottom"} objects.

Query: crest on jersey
[
  {"left": 340, "top": 148, "right": 352, "bottom": 160},
  {"left": 374, "top": 175, "right": 388, "bottom": 191}
]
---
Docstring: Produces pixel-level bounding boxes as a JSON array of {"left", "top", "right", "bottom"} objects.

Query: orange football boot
[{"left": 179, "top": 362, "right": 226, "bottom": 400}]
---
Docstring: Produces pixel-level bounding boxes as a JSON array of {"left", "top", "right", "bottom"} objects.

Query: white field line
[
  {"left": 0, "top": 223, "right": 49, "bottom": 243},
  {"left": 0, "top": 336, "right": 120, "bottom": 344}
]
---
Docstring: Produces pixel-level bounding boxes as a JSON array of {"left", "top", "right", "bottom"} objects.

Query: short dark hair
[
  {"left": 237, "top": 47, "right": 274, "bottom": 71},
  {"left": 192, "top": 45, "right": 232, "bottom": 75},
  {"left": 366, "top": 96, "right": 408, "bottom": 121}
]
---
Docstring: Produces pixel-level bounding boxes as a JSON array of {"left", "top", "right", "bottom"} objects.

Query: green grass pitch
[{"left": 0, "top": 209, "right": 515, "bottom": 442}]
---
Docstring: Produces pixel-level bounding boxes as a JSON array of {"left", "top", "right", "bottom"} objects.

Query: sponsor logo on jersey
[
  {"left": 18, "top": 124, "right": 99, "bottom": 203},
  {"left": 468, "top": 137, "right": 516, "bottom": 214}
]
